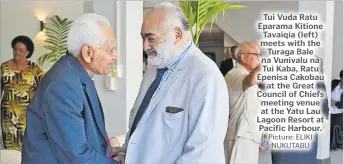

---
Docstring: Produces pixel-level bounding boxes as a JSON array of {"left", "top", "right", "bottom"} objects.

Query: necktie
[{"left": 129, "top": 67, "right": 168, "bottom": 138}]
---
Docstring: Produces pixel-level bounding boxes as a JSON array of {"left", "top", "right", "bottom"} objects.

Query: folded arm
[
  {"left": 176, "top": 72, "right": 229, "bottom": 164},
  {"left": 335, "top": 98, "right": 343, "bottom": 109},
  {"left": 42, "top": 79, "right": 118, "bottom": 164}
]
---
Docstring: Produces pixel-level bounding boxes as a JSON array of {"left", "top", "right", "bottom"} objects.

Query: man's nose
[
  {"left": 143, "top": 39, "right": 151, "bottom": 52},
  {"left": 113, "top": 51, "right": 118, "bottom": 60}
]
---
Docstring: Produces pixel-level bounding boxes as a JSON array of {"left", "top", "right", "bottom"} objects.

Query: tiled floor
[{"left": 330, "top": 149, "right": 343, "bottom": 164}]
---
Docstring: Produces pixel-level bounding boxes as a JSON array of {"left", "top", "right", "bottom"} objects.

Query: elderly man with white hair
[
  {"left": 21, "top": 13, "right": 121, "bottom": 163},
  {"left": 224, "top": 41, "right": 263, "bottom": 164},
  {"left": 112, "top": 2, "right": 229, "bottom": 164}
]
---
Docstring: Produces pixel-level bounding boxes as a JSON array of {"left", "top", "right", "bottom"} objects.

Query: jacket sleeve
[
  {"left": 42, "top": 79, "right": 118, "bottom": 164},
  {"left": 219, "top": 61, "right": 227, "bottom": 76},
  {"left": 176, "top": 72, "right": 229, "bottom": 164}
]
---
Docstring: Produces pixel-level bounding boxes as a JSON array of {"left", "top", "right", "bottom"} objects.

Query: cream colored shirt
[{"left": 225, "top": 63, "right": 262, "bottom": 142}]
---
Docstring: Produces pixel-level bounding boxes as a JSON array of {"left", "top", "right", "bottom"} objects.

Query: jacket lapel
[
  {"left": 136, "top": 45, "right": 196, "bottom": 127},
  {"left": 85, "top": 80, "right": 108, "bottom": 141},
  {"left": 137, "top": 69, "right": 181, "bottom": 126},
  {"left": 65, "top": 53, "right": 108, "bottom": 141}
]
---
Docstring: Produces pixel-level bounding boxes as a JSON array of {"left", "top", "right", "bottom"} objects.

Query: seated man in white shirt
[{"left": 224, "top": 41, "right": 262, "bottom": 164}]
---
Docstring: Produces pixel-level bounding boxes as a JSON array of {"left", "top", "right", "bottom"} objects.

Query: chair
[
  {"left": 110, "top": 135, "right": 126, "bottom": 147},
  {"left": 0, "top": 150, "right": 22, "bottom": 164}
]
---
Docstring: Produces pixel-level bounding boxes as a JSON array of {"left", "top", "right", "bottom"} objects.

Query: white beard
[{"left": 147, "top": 39, "right": 176, "bottom": 68}]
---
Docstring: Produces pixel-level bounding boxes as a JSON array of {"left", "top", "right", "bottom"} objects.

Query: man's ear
[
  {"left": 240, "top": 54, "right": 246, "bottom": 62},
  {"left": 174, "top": 27, "right": 182, "bottom": 43},
  {"left": 81, "top": 45, "right": 94, "bottom": 63}
]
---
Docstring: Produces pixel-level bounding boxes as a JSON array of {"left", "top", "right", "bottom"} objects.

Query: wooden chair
[{"left": 0, "top": 150, "right": 22, "bottom": 164}]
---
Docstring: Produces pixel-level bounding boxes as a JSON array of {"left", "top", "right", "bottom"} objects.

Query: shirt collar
[
  {"left": 166, "top": 38, "right": 193, "bottom": 70},
  {"left": 235, "top": 62, "right": 249, "bottom": 74}
]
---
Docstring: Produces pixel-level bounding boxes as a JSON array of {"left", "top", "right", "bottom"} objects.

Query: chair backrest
[
  {"left": 0, "top": 150, "right": 22, "bottom": 164},
  {"left": 110, "top": 135, "right": 126, "bottom": 147}
]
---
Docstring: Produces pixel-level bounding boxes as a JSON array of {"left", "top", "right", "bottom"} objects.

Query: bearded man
[{"left": 111, "top": 2, "right": 229, "bottom": 164}]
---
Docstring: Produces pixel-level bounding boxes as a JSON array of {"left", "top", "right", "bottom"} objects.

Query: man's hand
[
  {"left": 113, "top": 155, "right": 125, "bottom": 164},
  {"left": 112, "top": 147, "right": 124, "bottom": 156},
  {"left": 254, "top": 64, "right": 262, "bottom": 73},
  {"left": 331, "top": 100, "right": 336, "bottom": 106}
]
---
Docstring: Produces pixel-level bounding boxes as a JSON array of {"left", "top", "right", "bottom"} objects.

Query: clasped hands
[{"left": 112, "top": 147, "right": 125, "bottom": 164}]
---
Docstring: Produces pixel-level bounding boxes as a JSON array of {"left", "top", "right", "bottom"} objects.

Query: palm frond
[
  {"left": 179, "top": 0, "right": 246, "bottom": 46},
  {"left": 37, "top": 15, "right": 73, "bottom": 69}
]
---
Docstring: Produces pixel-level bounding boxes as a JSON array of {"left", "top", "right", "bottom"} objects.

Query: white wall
[
  {"left": 215, "top": 1, "right": 299, "bottom": 43},
  {"left": 93, "top": 1, "right": 143, "bottom": 137},
  {"left": 215, "top": 1, "right": 342, "bottom": 79},
  {"left": 213, "top": 0, "right": 340, "bottom": 161},
  {"left": 224, "top": 33, "right": 238, "bottom": 47},
  {"left": 332, "top": 0, "right": 343, "bottom": 79},
  {"left": 0, "top": 1, "right": 143, "bottom": 138},
  {"left": 298, "top": 1, "right": 333, "bottom": 161},
  {"left": 92, "top": 1, "right": 127, "bottom": 138},
  {"left": 199, "top": 45, "right": 224, "bottom": 67},
  {"left": 0, "top": 1, "right": 84, "bottom": 65}
]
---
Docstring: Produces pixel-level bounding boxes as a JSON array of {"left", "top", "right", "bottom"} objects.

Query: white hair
[
  {"left": 234, "top": 44, "right": 244, "bottom": 61},
  {"left": 153, "top": 2, "right": 190, "bottom": 33},
  {"left": 67, "top": 13, "right": 111, "bottom": 57}
]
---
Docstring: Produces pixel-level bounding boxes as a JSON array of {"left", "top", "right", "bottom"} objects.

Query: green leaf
[
  {"left": 43, "top": 45, "right": 58, "bottom": 51},
  {"left": 179, "top": 0, "right": 246, "bottom": 46},
  {"left": 50, "top": 17, "right": 61, "bottom": 29},
  {"left": 38, "top": 15, "right": 73, "bottom": 69},
  {"left": 45, "top": 40, "right": 60, "bottom": 46},
  {"left": 46, "top": 35, "right": 60, "bottom": 44},
  {"left": 46, "top": 27, "right": 61, "bottom": 36}
]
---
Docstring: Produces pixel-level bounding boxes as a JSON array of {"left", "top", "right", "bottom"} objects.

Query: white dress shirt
[{"left": 330, "top": 84, "right": 343, "bottom": 114}]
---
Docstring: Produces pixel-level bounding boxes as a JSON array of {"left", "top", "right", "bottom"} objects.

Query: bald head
[
  {"left": 142, "top": 2, "right": 189, "bottom": 40},
  {"left": 235, "top": 41, "right": 261, "bottom": 71},
  {"left": 150, "top": 2, "right": 189, "bottom": 32},
  {"left": 235, "top": 42, "right": 260, "bottom": 60}
]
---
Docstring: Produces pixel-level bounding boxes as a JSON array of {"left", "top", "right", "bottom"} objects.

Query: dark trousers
[{"left": 330, "top": 113, "right": 343, "bottom": 149}]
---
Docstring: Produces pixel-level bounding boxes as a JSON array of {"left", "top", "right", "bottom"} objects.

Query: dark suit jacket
[
  {"left": 22, "top": 54, "right": 118, "bottom": 164},
  {"left": 331, "top": 79, "right": 343, "bottom": 109},
  {"left": 220, "top": 58, "right": 234, "bottom": 76}
]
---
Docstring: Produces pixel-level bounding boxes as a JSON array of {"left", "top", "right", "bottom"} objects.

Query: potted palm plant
[
  {"left": 179, "top": 0, "right": 246, "bottom": 46},
  {"left": 37, "top": 15, "right": 73, "bottom": 70}
]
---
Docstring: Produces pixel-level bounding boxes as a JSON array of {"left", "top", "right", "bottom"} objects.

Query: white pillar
[
  {"left": 299, "top": 1, "right": 334, "bottom": 163},
  {"left": 122, "top": 1, "right": 143, "bottom": 131},
  {"left": 332, "top": 1, "right": 343, "bottom": 79},
  {"left": 92, "top": 1, "right": 143, "bottom": 137}
]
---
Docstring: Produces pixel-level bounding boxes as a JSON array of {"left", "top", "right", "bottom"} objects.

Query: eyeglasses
[{"left": 244, "top": 53, "right": 260, "bottom": 57}]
